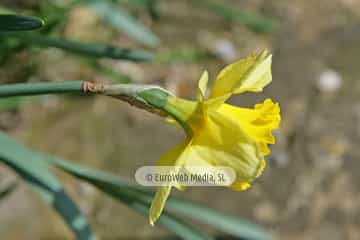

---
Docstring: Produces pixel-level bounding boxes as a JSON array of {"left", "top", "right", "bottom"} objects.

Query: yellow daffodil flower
[{"left": 148, "top": 50, "right": 281, "bottom": 225}]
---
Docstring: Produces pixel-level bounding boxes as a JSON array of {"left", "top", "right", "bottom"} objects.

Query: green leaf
[
  {"left": 48, "top": 158, "right": 213, "bottom": 240},
  {"left": 48, "top": 157, "right": 271, "bottom": 240},
  {"left": 89, "top": 0, "right": 159, "bottom": 47},
  {"left": 0, "top": 132, "right": 96, "bottom": 240},
  {"left": 165, "top": 199, "right": 272, "bottom": 240},
  {"left": 4, "top": 33, "right": 154, "bottom": 62},
  {"left": 0, "top": 14, "right": 44, "bottom": 32},
  {"left": 108, "top": 193, "right": 213, "bottom": 240}
]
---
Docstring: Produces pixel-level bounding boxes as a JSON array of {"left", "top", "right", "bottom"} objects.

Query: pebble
[{"left": 317, "top": 69, "right": 343, "bottom": 93}]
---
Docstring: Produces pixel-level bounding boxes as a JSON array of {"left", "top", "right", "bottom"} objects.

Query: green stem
[
  {"left": 0, "top": 81, "right": 168, "bottom": 117},
  {"left": 0, "top": 81, "right": 84, "bottom": 97},
  {"left": 0, "top": 81, "right": 191, "bottom": 130},
  {"left": 0, "top": 81, "right": 192, "bottom": 133}
]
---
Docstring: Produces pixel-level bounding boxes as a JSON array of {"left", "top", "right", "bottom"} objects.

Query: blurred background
[{"left": 0, "top": 0, "right": 360, "bottom": 239}]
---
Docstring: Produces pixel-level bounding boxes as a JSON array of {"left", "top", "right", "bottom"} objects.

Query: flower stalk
[
  {"left": 0, "top": 81, "right": 84, "bottom": 97},
  {"left": 0, "top": 80, "right": 172, "bottom": 117}
]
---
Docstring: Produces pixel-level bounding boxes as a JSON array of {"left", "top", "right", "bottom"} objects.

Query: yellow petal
[
  {"left": 230, "top": 159, "right": 266, "bottom": 191},
  {"left": 217, "top": 98, "right": 280, "bottom": 156},
  {"left": 210, "top": 53, "right": 257, "bottom": 98},
  {"left": 230, "top": 182, "right": 251, "bottom": 191},
  {"left": 150, "top": 140, "right": 190, "bottom": 225},
  {"left": 149, "top": 185, "right": 172, "bottom": 226},
  {"left": 157, "top": 140, "right": 190, "bottom": 166},
  {"left": 209, "top": 50, "right": 272, "bottom": 106},
  {"left": 185, "top": 110, "right": 264, "bottom": 187},
  {"left": 233, "top": 53, "right": 272, "bottom": 94},
  {"left": 197, "top": 70, "right": 209, "bottom": 101}
]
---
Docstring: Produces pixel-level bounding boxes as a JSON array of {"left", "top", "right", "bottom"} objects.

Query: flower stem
[
  {"left": 0, "top": 81, "right": 170, "bottom": 117},
  {"left": 0, "top": 81, "right": 84, "bottom": 97}
]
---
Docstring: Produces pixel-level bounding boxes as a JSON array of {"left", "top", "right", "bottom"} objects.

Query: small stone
[
  {"left": 213, "top": 39, "right": 237, "bottom": 62},
  {"left": 317, "top": 69, "right": 343, "bottom": 93},
  {"left": 272, "top": 150, "right": 290, "bottom": 168}
]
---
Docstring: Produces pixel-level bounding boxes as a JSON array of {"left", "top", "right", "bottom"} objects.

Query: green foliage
[
  {"left": 89, "top": 0, "right": 160, "bottom": 47},
  {"left": 3, "top": 33, "right": 155, "bottom": 62},
  {"left": 0, "top": 14, "right": 44, "bottom": 32},
  {"left": 50, "top": 156, "right": 213, "bottom": 239},
  {"left": 0, "top": 132, "right": 96, "bottom": 240},
  {"left": 165, "top": 199, "right": 272, "bottom": 240},
  {"left": 0, "top": 130, "right": 272, "bottom": 239},
  {"left": 48, "top": 155, "right": 272, "bottom": 240}
]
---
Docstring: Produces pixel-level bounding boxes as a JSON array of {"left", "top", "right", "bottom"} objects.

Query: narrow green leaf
[
  {"left": 0, "top": 132, "right": 96, "bottom": 240},
  {"left": 4, "top": 33, "right": 154, "bottom": 62},
  {"left": 0, "top": 14, "right": 44, "bottom": 32},
  {"left": 89, "top": 0, "right": 159, "bottom": 47},
  {"left": 48, "top": 157, "right": 271, "bottom": 240},
  {"left": 105, "top": 190, "right": 213, "bottom": 240},
  {"left": 138, "top": 205, "right": 212, "bottom": 240},
  {"left": 48, "top": 158, "right": 213, "bottom": 240},
  {"left": 165, "top": 199, "right": 272, "bottom": 240}
]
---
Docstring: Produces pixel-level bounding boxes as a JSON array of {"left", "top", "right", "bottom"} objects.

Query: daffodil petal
[
  {"left": 157, "top": 140, "right": 190, "bottom": 166},
  {"left": 185, "top": 110, "right": 264, "bottom": 188},
  {"left": 197, "top": 70, "right": 209, "bottom": 101},
  {"left": 217, "top": 98, "right": 280, "bottom": 156},
  {"left": 149, "top": 185, "right": 172, "bottom": 226},
  {"left": 150, "top": 140, "right": 191, "bottom": 225},
  {"left": 230, "top": 158, "right": 266, "bottom": 190},
  {"left": 209, "top": 50, "right": 272, "bottom": 105},
  {"left": 210, "top": 54, "right": 257, "bottom": 98},
  {"left": 233, "top": 53, "right": 272, "bottom": 94},
  {"left": 230, "top": 182, "right": 251, "bottom": 191},
  {"left": 156, "top": 139, "right": 189, "bottom": 191}
]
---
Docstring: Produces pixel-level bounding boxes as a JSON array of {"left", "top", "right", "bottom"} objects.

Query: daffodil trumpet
[{"left": 135, "top": 49, "right": 281, "bottom": 225}]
